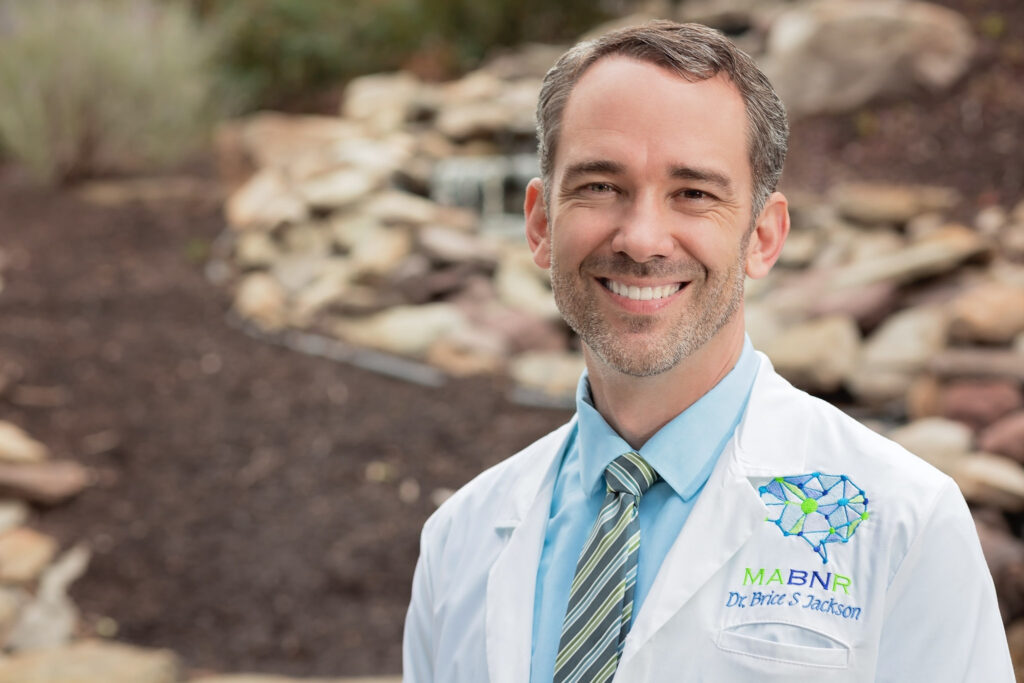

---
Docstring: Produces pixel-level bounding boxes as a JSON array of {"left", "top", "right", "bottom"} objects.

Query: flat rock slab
[
  {"left": 0, "top": 640, "right": 180, "bottom": 683},
  {"left": 0, "top": 527, "right": 57, "bottom": 584},
  {"left": 0, "top": 460, "right": 90, "bottom": 505},
  {"left": 0, "top": 422, "right": 49, "bottom": 464}
]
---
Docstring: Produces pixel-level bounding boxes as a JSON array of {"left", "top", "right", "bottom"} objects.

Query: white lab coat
[{"left": 403, "top": 354, "right": 1013, "bottom": 682}]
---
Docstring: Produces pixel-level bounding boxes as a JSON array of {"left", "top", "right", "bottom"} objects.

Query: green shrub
[
  {"left": 409, "top": 0, "right": 609, "bottom": 66},
  {"left": 0, "top": 0, "right": 223, "bottom": 183},
  {"left": 207, "top": 0, "right": 419, "bottom": 110},
  {"left": 206, "top": 0, "right": 608, "bottom": 111}
]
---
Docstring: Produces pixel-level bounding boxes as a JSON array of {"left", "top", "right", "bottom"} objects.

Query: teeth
[{"left": 605, "top": 279, "right": 682, "bottom": 301}]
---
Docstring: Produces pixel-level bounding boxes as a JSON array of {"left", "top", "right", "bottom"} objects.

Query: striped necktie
[{"left": 554, "top": 451, "right": 660, "bottom": 683}]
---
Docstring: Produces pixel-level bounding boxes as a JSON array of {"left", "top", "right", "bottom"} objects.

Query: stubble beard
[{"left": 549, "top": 234, "right": 750, "bottom": 378}]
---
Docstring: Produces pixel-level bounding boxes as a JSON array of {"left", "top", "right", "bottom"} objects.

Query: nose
[{"left": 609, "top": 192, "right": 676, "bottom": 263}]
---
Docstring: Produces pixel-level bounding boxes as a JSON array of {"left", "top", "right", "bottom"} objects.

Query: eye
[
  {"left": 679, "top": 188, "right": 713, "bottom": 201},
  {"left": 583, "top": 182, "right": 616, "bottom": 194}
]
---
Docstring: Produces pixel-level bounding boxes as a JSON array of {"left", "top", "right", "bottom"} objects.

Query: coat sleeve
[
  {"left": 403, "top": 524, "right": 436, "bottom": 683},
  {"left": 874, "top": 478, "right": 1014, "bottom": 682}
]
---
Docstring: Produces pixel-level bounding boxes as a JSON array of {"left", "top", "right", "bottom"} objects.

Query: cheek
[
  {"left": 551, "top": 217, "right": 605, "bottom": 261},
  {"left": 680, "top": 228, "right": 740, "bottom": 269}
]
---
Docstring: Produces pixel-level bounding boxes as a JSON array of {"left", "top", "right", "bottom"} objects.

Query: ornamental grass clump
[{"left": 0, "top": 0, "right": 222, "bottom": 183}]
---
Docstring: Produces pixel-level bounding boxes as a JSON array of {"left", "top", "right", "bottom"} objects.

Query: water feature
[{"left": 431, "top": 153, "right": 540, "bottom": 237}]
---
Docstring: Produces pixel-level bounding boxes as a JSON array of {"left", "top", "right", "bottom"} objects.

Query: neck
[{"left": 584, "top": 322, "right": 746, "bottom": 450}]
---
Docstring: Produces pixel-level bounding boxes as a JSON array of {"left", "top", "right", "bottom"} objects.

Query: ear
[
  {"left": 524, "top": 177, "right": 551, "bottom": 269},
  {"left": 745, "top": 191, "right": 790, "bottom": 279}
]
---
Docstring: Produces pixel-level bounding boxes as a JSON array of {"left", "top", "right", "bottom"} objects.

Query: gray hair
[{"left": 536, "top": 20, "right": 788, "bottom": 218}]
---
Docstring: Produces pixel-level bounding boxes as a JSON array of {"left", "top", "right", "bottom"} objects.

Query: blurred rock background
[{"left": 0, "top": 0, "right": 1021, "bottom": 679}]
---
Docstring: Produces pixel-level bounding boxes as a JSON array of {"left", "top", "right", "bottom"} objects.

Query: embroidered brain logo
[{"left": 759, "top": 473, "right": 869, "bottom": 563}]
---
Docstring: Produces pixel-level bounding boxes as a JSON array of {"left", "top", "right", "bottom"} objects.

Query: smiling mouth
[{"left": 601, "top": 278, "right": 684, "bottom": 301}]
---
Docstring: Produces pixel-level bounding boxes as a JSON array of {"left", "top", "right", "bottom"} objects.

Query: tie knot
[{"left": 605, "top": 451, "right": 659, "bottom": 500}]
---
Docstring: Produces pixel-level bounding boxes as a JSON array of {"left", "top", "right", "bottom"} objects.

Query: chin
[{"left": 588, "top": 336, "right": 693, "bottom": 378}]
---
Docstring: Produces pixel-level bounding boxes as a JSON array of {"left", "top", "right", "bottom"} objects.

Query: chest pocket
[{"left": 716, "top": 621, "right": 850, "bottom": 669}]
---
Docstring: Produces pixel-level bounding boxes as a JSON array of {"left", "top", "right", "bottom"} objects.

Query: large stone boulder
[
  {"left": 938, "top": 380, "right": 1023, "bottom": 431},
  {"left": 334, "top": 303, "right": 469, "bottom": 358},
  {"left": 975, "top": 521, "right": 1024, "bottom": 623},
  {"left": 888, "top": 417, "right": 973, "bottom": 475},
  {"left": 0, "top": 528, "right": 57, "bottom": 584},
  {"left": 0, "top": 422, "right": 49, "bottom": 464},
  {"left": 342, "top": 72, "right": 436, "bottom": 135},
  {"left": 225, "top": 168, "right": 308, "bottom": 231},
  {"left": 955, "top": 453, "right": 1024, "bottom": 513},
  {"left": 949, "top": 281, "right": 1024, "bottom": 344},
  {"left": 980, "top": 412, "right": 1024, "bottom": 463},
  {"left": 830, "top": 182, "right": 960, "bottom": 226},
  {"left": 435, "top": 74, "right": 541, "bottom": 140},
  {"left": 761, "top": 315, "right": 861, "bottom": 393},
  {"left": 826, "top": 224, "right": 987, "bottom": 290},
  {"left": 761, "top": 0, "right": 976, "bottom": 118},
  {"left": 510, "top": 351, "right": 585, "bottom": 402},
  {"left": 482, "top": 43, "right": 569, "bottom": 80},
  {"left": 215, "top": 113, "right": 365, "bottom": 187},
  {"left": 847, "top": 305, "right": 948, "bottom": 404},
  {"left": 233, "top": 273, "right": 288, "bottom": 331}
]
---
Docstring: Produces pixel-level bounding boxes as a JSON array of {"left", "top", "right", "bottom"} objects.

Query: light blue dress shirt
[{"left": 529, "top": 338, "right": 761, "bottom": 682}]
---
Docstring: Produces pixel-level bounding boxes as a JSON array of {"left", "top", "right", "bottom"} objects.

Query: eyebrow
[
  {"left": 560, "top": 160, "right": 626, "bottom": 187},
  {"left": 669, "top": 165, "right": 734, "bottom": 193},
  {"left": 560, "top": 159, "right": 735, "bottom": 195}
]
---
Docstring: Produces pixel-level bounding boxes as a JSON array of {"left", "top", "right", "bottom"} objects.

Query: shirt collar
[{"left": 576, "top": 336, "right": 760, "bottom": 500}]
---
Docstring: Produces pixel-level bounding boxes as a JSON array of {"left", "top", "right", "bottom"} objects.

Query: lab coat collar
[
  {"left": 483, "top": 354, "right": 808, "bottom": 681},
  {"left": 619, "top": 353, "right": 808, "bottom": 668},
  {"left": 486, "top": 417, "right": 576, "bottom": 683},
  {"left": 576, "top": 337, "right": 760, "bottom": 501},
  {"left": 490, "top": 416, "right": 577, "bottom": 530}
]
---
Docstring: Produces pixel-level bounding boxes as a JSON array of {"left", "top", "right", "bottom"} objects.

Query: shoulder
[
  {"left": 731, "top": 358, "right": 1007, "bottom": 677},
  {"left": 419, "top": 419, "right": 575, "bottom": 551},
  {"left": 742, "top": 356, "right": 958, "bottom": 581},
  {"left": 743, "top": 353, "right": 946, "bottom": 485}
]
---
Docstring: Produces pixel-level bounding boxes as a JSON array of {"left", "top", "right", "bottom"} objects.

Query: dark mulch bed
[
  {"left": 0, "top": 0, "right": 1020, "bottom": 676},
  {"left": 0, "top": 171, "right": 570, "bottom": 676}
]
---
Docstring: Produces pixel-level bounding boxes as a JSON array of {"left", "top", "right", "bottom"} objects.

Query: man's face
[{"left": 529, "top": 56, "right": 757, "bottom": 377}]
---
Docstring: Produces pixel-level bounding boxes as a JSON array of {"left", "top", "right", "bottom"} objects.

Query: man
[{"left": 403, "top": 21, "right": 1012, "bottom": 682}]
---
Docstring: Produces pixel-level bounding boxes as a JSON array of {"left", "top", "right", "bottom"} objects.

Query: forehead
[{"left": 555, "top": 56, "right": 751, "bottom": 189}]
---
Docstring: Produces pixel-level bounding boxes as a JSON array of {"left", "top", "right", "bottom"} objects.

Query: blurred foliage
[
  {"left": 0, "top": 0, "right": 223, "bottom": 183},
  {"left": 203, "top": 0, "right": 416, "bottom": 110},
  {"left": 853, "top": 110, "right": 880, "bottom": 140},
  {"left": 200, "top": 0, "right": 610, "bottom": 110},
  {"left": 184, "top": 236, "right": 211, "bottom": 264},
  {"left": 979, "top": 12, "right": 1007, "bottom": 39}
]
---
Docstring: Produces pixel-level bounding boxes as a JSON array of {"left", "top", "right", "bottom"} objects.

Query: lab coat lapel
[
  {"left": 485, "top": 419, "right": 574, "bottom": 683},
  {"left": 619, "top": 355, "right": 808, "bottom": 667}
]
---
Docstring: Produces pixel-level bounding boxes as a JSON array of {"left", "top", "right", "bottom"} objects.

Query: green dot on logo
[
  {"left": 801, "top": 498, "right": 818, "bottom": 514},
  {"left": 861, "top": 511, "right": 870, "bottom": 520}
]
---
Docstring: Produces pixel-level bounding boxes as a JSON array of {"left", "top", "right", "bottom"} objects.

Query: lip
[{"left": 597, "top": 276, "right": 688, "bottom": 314}]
